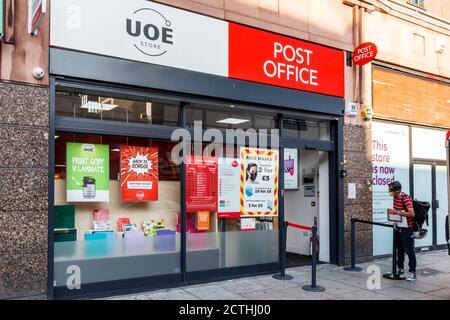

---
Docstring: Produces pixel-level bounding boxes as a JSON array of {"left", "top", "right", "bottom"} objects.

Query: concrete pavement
[{"left": 104, "top": 250, "right": 450, "bottom": 300}]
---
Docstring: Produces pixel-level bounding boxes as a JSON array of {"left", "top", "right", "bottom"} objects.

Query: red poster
[
  {"left": 186, "top": 156, "right": 218, "bottom": 212},
  {"left": 228, "top": 23, "right": 345, "bottom": 97},
  {"left": 120, "top": 146, "right": 158, "bottom": 201}
]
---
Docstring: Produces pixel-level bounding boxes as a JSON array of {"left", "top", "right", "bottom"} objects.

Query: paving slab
[
  {"left": 144, "top": 289, "right": 200, "bottom": 300},
  {"left": 184, "top": 284, "right": 242, "bottom": 300},
  {"left": 392, "top": 279, "right": 445, "bottom": 293},
  {"left": 374, "top": 286, "right": 430, "bottom": 300},
  {"left": 427, "top": 288, "right": 450, "bottom": 299},
  {"left": 217, "top": 279, "right": 269, "bottom": 295}
]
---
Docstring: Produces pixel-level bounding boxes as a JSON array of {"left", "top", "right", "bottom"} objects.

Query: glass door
[
  {"left": 413, "top": 162, "right": 448, "bottom": 250},
  {"left": 436, "top": 165, "right": 448, "bottom": 246},
  {"left": 413, "top": 164, "right": 433, "bottom": 248}
]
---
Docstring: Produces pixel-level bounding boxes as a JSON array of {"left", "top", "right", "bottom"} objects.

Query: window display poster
[
  {"left": 284, "top": 148, "right": 298, "bottom": 189},
  {"left": 240, "top": 217, "right": 256, "bottom": 231},
  {"left": 185, "top": 156, "right": 218, "bottom": 212},
  {"left": 218, "top": 158, "right": 241, "bottom": 218},
  {"left": 120, "top": 146, "right": 158, "bottom": 201},
  {"left": 196, "top": 211, "right": 210, "bottom": 231},
  {"left": 240, "top": 148, "right": 279, "bottom": 216},
  {"left": 371, "top": 121, "right": 410, "bottom": 256},
  {"left": 66, "top": 142, "right": 109, "bottom": 202}
]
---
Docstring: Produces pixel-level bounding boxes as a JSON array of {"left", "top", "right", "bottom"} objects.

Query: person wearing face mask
[
  {"left": 246, "top": 163, "right": 258, "bottom": 184},
  {"left": 387, "top": 181, "right": 417, "bottom": 281}
]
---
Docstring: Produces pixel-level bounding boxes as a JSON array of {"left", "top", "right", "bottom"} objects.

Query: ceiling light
[
  {"left": 111, "top": 149, "right": 120, "bottom": 152},
  {"left": 216, "top": 118, "right": 250, "bottom": 125}
]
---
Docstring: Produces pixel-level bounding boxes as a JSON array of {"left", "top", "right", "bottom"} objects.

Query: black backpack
[
  {"left": 402, "top": 195, "right": 430, "bottom": 232},
  {"left": 412, "top": 200, "right": 430, "bottom": 232}
]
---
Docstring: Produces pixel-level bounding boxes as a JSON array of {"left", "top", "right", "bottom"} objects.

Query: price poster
[
  {"left": 240, "top": 148, "right": 279, "bottom": 216},
  {"left": 120, "top": 146, "right": 158, "bottom": 201},
  {"left": 185, "top": 156, "right": 218, "bottom": 212},
  {"left": 218, "top": 158, "right": 241, "bottom": 218}
]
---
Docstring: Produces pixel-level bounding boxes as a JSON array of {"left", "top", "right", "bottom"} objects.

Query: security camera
[{"left": 32, "top": 67, "right": 45, "bottom": 80}]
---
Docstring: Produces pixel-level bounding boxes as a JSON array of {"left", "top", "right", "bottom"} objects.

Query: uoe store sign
[{"left": 51, "top": 0, "right": 345, "bottom": 98}]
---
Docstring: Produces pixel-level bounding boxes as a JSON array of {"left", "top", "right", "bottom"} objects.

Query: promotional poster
[
  {"left": 120, "top": 146, "right": 159, "bottom": 202},
  {"left": 66, "top": 142, "right": 110, "bottom": 202},
  {"left": 218, "top": 158, "right": 241, "bottom": 218},
  {"left": 284, "top": 148, "right": 298, "bottom": 190},
  {"left": 240, "top": 148, "right": 279, "bottom": 216},
  {"left": 371, "top": 122, "right": 410, "bottom": 255}
]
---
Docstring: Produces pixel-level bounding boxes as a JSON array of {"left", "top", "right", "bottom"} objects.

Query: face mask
[{"left": 250, "top": 172, "right": 257, "bottom": 181}]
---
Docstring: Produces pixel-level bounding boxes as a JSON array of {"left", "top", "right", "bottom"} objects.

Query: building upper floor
[{"left": 0, "top": 0, "right": 449, "bottom": 85}]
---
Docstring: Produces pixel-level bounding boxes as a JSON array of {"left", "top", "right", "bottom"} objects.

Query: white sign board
[
  {"left": 28, "top": 0, "right": 46, "bottom": 34},
  {"left": 50, "top": 0, "right": 228, "bottom": 77},
  {"left": 348, "top": 183, "right": 356, "bottom": 199},
  {"left": 371, "top": 121, "right": 410, "bottom": 256},
  {"left": 218, "top": 158, "right": 241, "bottom": 214},
  {"left": 284, "top": 149, "right": 298, "bottom": 190},
  {"left": 240, "top": 218, "right": 256, "bottom": 231},
  {"left": 412, "top": 127, "right": 446, "bottom": 161}
]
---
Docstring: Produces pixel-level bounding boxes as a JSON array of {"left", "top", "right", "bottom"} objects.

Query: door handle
[{"left": 432, "top": 200, "right": 439, "bottom": 210}]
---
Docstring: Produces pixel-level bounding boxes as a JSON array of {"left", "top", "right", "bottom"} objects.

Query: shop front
[
  {"left": 371, "top": 64, "right": 450, "bottom": 256},
  {"left": 49, "top": 0, "right": 346, "bottom": 299}
]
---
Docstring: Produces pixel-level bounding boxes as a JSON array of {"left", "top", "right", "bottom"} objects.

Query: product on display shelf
[
  {"left": 93, "top": 220, "right": 113, "bottom": 231},
  {"left": 92, "top": 209, "right": 112, "bottom": 231},
  {"left": 118, "top": 217, "right": 131, "bottom": 232},
  {"left": 93, "top": 209, "right": 109, "bottom": 222},
  {"left": 142, "top": 219, "right": 165, "bottom": 236},
  {"left": 122, "top": 223, "right": 138, "bottom": 232}
]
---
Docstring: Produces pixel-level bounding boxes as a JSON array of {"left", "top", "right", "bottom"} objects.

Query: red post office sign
[
  {"left": 229, "top": 23, "right": 345, "bottom": 97},
  {"left": 352, "top": 42, "right": 378, "bottom": 65}
]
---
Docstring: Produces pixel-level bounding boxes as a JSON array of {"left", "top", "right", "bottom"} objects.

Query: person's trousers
[{"left": 396, "top": 228, "right": 417, "bottom": 273}]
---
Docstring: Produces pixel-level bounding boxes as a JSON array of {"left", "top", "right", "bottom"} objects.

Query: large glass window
[
  {"left": 53, "top": 132, "right": 181, "bottom": 288},
  {"left": 185, "top": 145, "right": 280, "bottom": 274},
  {"left": 56, "top": 91, "right": 180, "bottom": 126},
  {"left": 53, "top": 86, "right": 337, "bottom": 292},
  {"left": 283, "top": 117, "right": 331, "bottom": 141},
  {"left": 185, "top": 103, "right": 277, "bottom": 132}
]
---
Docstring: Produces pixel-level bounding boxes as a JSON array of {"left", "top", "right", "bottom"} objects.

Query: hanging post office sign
[{"left": 352, "top": 42, "right": 378, "bottom": 65}]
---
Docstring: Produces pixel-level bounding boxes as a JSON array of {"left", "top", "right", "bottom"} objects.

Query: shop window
[
  {"left": 185, "top": 103, "right": 277, "bottom": 132},
  {"left": 408, "top": 0, "right": 424, "bottom": 8},
  {"left": 56, "top": 91, "right": 180, "bottom": 126},
  {"left": 283, "top": 118, "right": 330, "bottom": 141},
  {"left": 185, "top": 146, "right": 280, "bottom": 272},
  {"left": 53, "top": 132, "right": 181, "bottom": 287}
]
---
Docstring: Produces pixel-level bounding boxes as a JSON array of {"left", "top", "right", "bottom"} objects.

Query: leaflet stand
[{"left": 383, "top": 225, "right": 406, "bottom": 280}]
